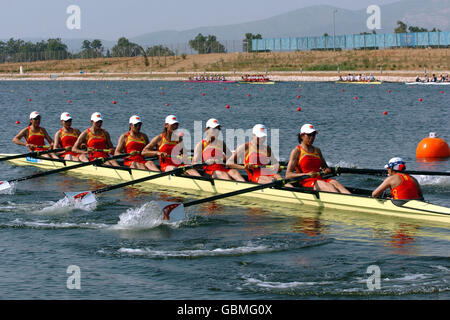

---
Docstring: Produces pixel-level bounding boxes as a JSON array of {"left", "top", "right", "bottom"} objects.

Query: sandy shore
[{"left": 0, "top": 71, "right": 447, "bottom": 83}]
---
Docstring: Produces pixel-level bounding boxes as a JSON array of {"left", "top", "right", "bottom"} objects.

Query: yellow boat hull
[{"left": 2, "top": 154, "right": 450, "bottom": 225}]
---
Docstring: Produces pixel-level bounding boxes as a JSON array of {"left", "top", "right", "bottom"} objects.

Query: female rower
[
  {"left": 193, "top": 118, "right": 245, "bottom": 181},
  {"left": 372, "top": 157, "right": 423, "bottom": 200},
  {"left": 142, "top": 115, "right": 201, "bottom": 176},
  {"left": 115, "top": 115, "right": 159, "bottom": 171},
  {"left": 72, "top": 112, "right": 119, "bottom": 166},
  {"left": 285, "top": 124, "right": 350, "bottom": 193},
  {"left": 227, "top": 124, "right": 286, "bottom": 184},
  {"left": 53, "top": 112, "right": 81, "bottom": 161},
  {"left": 12, "top": 111, "right": 57, "bottom": 159}
]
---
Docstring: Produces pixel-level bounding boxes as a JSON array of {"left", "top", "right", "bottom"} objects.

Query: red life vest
[
  {"left": 124, "top": 132, "right": 146, "bottom": 167},
  {"left": 26, "top": 126, "right": 46, "bottom": 151},
  {"left": 60, "top": 128, "right": 79, "bottom": 157},
  {"left": 201, "top": 139, "right": 229, "bottom": 176},
  {"left": 87, "top": 128, "right": 108, "bottom": 160},
  {"left": 158, "top": 133, "right": 181, "bottom": 172},
  {"left": 391, "top": 173, "right": 421, "bottom": 200}
]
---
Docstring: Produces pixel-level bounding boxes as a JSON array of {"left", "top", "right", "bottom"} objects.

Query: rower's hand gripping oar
[
  {"left": 0, "top": 153, "right": 131, "bottom": 192},
  {"left": 333, "top": 167, "right": 450, "bottom": 176},
  {"left": 65, "top": 163, "right": 204, "bottom": 205},
  {"left": 158, "top": 173, "right": 336, "bottom": 222},
  {"left": 0, "top": 147, "right": 67, "bottom": 162}
]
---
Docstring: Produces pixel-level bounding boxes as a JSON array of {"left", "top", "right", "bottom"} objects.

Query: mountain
[{"left": 129, "top": 0, "right": 450, "bottom": 46}]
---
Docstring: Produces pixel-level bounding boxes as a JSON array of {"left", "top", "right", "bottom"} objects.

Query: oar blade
[
  {"left": 64, "top": 191, "right": 97, "bottom": 206},
  {"left": 156, "top": 201, "right": 185, "bottom": 222},
  {"left": 0, "top": 181, "right": 12, "bottom": 192}
]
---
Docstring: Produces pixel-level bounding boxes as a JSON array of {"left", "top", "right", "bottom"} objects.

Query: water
[{"left": 0, "top": 80, "right": 449, "bottom": 299}]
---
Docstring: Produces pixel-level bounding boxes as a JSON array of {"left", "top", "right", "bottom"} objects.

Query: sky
[{"left": 0, "top": 0, "right": 401, "bottom": 40}]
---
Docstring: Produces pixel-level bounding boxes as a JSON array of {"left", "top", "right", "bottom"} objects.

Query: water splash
[
  {"left": 38, "top": 196, "right": 97, "bottom": 215},
  {"left": 413, "top": 174, "right": 450, "bottom": 186}
]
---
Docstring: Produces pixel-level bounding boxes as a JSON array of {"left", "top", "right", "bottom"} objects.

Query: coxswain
[
  {"left": 53, "top": 112, "right": 81, "bottom": 161},
  {"left": 193, "top": 118, "right": 245, "bottom": 181},
  {"left": 372, "top": 157, "right": 423, "bottom": 200},
  {"left": 142, "top": 115, "right": 201, "bottom": 176},
  {"left": 13, "top": 111, "right": 56, "bottom": 158},
  {"left": 227, "top": 124, "right": 286, "bottom": 184},
  {"left": 72, "top": 112, "right": 119, "bottom": 166},
  {"left": 115, "top": 115, "right": 159, "bottom": 171},
  {"left": 285, "top": 124, "right": 350, "bottom": 193}
]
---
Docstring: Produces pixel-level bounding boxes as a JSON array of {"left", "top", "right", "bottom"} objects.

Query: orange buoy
[{"left": 416, "top": 133, "right": 450, "bottom": 159}]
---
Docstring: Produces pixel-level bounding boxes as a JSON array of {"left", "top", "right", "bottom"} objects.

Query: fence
[{"left": 252, "top": 31, "right": 450, "bottom": 51}]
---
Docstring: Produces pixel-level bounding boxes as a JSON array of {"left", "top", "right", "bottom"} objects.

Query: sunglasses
[{"left": 304, "top": 132, "right": 316, "bottom": 137}]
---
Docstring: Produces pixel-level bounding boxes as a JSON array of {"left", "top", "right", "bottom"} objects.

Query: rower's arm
[
  {"left": 72, "top": 131, "right": 89, "bottom": 154},
  {"left": 317, "top": 148, "right": 332, "bottom": 174},
  {"left": 372, "top": 177, "right": 393, "bottom": 198},
  {"left": 42, "top": 128, "right": 54, "bottom": 148},
  {"left": 226, "top": 144, "right": 245, "bottom": 170},
  {"left": 192, "top": 141, "right": 203, "bottom": 164},
  {"left": 142, "top": 135, "right": 161, "bottom": 157},
  {"left": 104, "top": 131, "right": 115, "bottom": 154},
  {"left": 53, "top": 130, "right": 62, "bottom": 149},
  {"left": 12, "top": 128, "right": 29, "bottom": 147},
  {"left": 285, "top": 148, "right": 306, "bottom": 179},
  {"left": 114, "top": 134, "right": 127, "bottom": 156}
]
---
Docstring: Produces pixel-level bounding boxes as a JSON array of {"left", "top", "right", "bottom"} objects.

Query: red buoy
[
  {"left": 388, "top": 90, "right": 391, "bottom": 93},
  {"left": 165, "top": 103, "right": 169, "bottom": 106},
  {"left": 341, "top": 89, "right": 344, "bottom": 92},
  {"left": 28, "top": 98, "right": 31, "bottom": 102},
  {"left": 354, "top": 97, "right": 358, "bottom": 100},
  {"left": 416, "top": 133, "right": 450, "bottom": 159},
  {"left": 202, "top": 93, "right": 206, "bottom": 96},
  {"left": 226, "top": 104, "right": 230, "bottom": 109},
  {"left": 383, "top": 111, "right": 388, "bottom": 115},
  {"left": 248, "top": 94, "right": 251, "bottom": 97},
  {"left": 68, "top": 100, "right": 72, "bottom": 103},
  {"left": 297, "top": 95, "right": 301, "bottom": 99},
  {"left": 419, "top": 98, "right": 423, "bottom": 102},
  {"left": 112, "top": 100, "right": 116, "bottom": 104},
  {"left": 297, "top": 107, "right": 301, "bottom": 112},
  {"left": 15, "top": 120, "right": 20, "bottom": 124}
]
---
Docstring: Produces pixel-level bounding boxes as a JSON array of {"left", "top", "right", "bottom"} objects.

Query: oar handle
[
  {"left": 183, "top": 173, "right": 334, "bottom": 208},
  {"left": 92, "top": 163, "right": 204, "bottom": 195},
  {"left": 9, "top": 153, "right": 130, "bottom": 183},
  {"left": 0, "top": 148, "right": 66, "bottom": 162},
  {"left": 334, "top": 167, "right": 450, "bottom": 176}
]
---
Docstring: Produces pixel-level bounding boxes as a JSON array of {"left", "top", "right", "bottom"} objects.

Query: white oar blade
[
  {"left": 156, "top": 201, "right": 185, "bottom": 222},
  {"left": 64, "top": 191, "right": 97, "bottom": 206},
  {"left": 0, "top": 181, "right": 12, "bottom": 192}
]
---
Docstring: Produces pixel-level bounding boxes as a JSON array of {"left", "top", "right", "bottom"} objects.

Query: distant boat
[
  {"left": 405, "top": 82, "right": 450, "bottom": 86},
  {"left": 335, "top": 81, "right": 382, "bottom": 85},
  {"left": 183, "top": 80, "right": 235, "bottom": 83},
  {"left": 239, "top": 81, "right": 276, "bottom": 85}
]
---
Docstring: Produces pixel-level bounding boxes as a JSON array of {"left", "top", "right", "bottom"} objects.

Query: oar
[
  {"left": 157, "top": 173, "right": 335, "bottom": 221},
  {"left": 0, "top": 153, "right": 131, "bottom": 191},
  {"left": 334, "top": 167, "right": 450, "bottom": 176},
  {"left": 0, "top": 148, "right": 66, "bottom": 162},
  {"left": 64, "top": 163, "right": 205, "bottom": 205}
]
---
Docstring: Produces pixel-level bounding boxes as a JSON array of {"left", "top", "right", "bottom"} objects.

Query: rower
[
  {"left": 372, "top": 157, "right": 423, "bottom": 200},
  {"left": 226, "top": 124, "right": 286, "bottom": 184},
  {"left": 72, "top": 112, "right": 119, "bottom": 166},
  {"left": 193, "top": 118, "right": 245, "bottom": 181},
  {"left": 142, "top": 115, "right": 201, "bottom": 176},
  {"left": 12, "top": 111, "right": 57, "bottom": 159},
  {"left": 53, "top": 112, "right": 81, "bottom": 161},
  {"left": 285, "top": 124, "right": 350, "bottom": 193},
  {"left": 115, "top": 115, "right": 159, "bottom": 171}
]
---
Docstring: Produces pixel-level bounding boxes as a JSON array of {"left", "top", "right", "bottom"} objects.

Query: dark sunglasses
[{"left": 305, "top": 132, "right": 316, "bottom": 137}]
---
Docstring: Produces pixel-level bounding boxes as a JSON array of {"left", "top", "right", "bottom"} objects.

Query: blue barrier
[{"left": 252, "top": 31, "right": 450, "bottom": 51}]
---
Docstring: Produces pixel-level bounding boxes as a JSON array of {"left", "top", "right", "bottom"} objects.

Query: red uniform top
[
  {"left": 87, "top": 128, "right": 108, "bottom": 160},
  {"left": 201, "top": 139, "right": 229, "bottom": 176},
  {"left": 26, "top": 126, "right": 46, "bottom": 151},
  {"left": 391, "top": 173, "right": 421, "bottom": 200},
  {"left": 158, "top": 133, "right": 181, "bottom": 172},
  {"left": 124, "top": 132, "right": 146, "bottom": 167},
  {"left": 60, "top": 128, "right": 79, "bottom": 157},
  {"left": 295, "top": 145, "right": 332, "bottom": 188},
  {"left": 244, "top": 142, "right": 275, "bottom": 183}
]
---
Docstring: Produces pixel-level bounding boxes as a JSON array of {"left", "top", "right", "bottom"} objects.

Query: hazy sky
[{"left": 0, "top": 0, "right": 401, "bottom": 40}]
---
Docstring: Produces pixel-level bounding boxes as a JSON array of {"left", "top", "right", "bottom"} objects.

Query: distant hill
[
  {"left": 2, "top": 0, "right": 449, "bottom": 52},
  {"left": 129, "top": 0, "right": 450, "bottom": 46}
]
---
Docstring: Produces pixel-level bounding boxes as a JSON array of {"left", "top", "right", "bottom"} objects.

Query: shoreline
[{"left": 0, "top": 72, "right": 444, "bottom": 83}]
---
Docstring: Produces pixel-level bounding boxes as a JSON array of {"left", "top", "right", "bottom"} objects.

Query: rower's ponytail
[{"left": 297, "top": 133, "right": 302, "bottom": 144}]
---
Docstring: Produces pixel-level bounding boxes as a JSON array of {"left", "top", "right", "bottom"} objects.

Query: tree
[
  {"left": 189, "top": 33, "right": 226, "bottom": 54},
  {"left": 111, "top": 37, "right": 141, "bottom": 57},
  {"left": 408, "top": 26, "right": 428, "bottom": 33},
  {"left": 394, "top": 21, "right": 407, "bottom": 33},
  {"left": 243, "top": 33, "right": 262, "bottom": 52},
  {"left": 146, "top": 45, "right": 175, "bottom": 57}
]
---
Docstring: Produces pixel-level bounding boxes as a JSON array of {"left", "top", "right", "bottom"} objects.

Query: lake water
[{"left": 0, "top": 80, "right": 448, "bottom": 299}]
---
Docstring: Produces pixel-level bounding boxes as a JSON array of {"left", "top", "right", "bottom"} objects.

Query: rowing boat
[
  {"left": 239, "top": 81, "right": 275, "bottom": 85},
  {"left": 184, "top": 80, "right": 235, "bottom": 83},
  {"left": 335, "top": 81, "right": 382, "bottom": 85},
  {"left": 2, "top": 154, "right": 449, "bottom": 224},
  {"left": 405, "top": 82, "right": 450, "bottom": 86}
]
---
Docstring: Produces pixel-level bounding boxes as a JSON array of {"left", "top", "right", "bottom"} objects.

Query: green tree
[
  {"left": 394, "top": 21, "right": 407, "bottom": 33},
  {"left": 146, "top": 45, "right": 175, "bottom": 57},
  {"left": 111, "top": 37, "right": 141, "bottom": 57},
  {"left": 243, "top": 33, "right": 262, "bottom": 52},
  {"left": 189, "top": 33, "right": 226, "bottom": 54}
]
